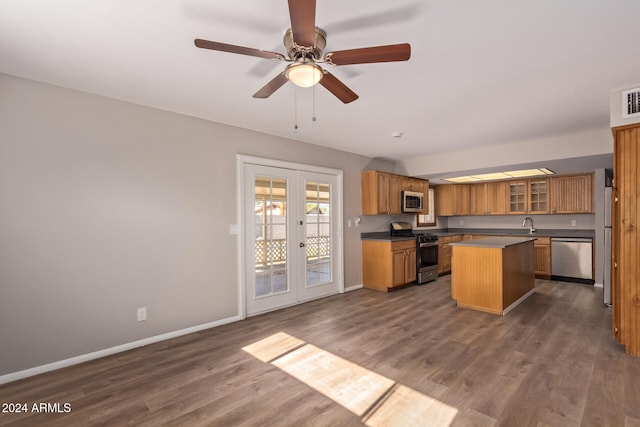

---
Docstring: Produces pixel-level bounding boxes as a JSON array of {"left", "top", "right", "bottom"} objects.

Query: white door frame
[{"left": 236, "top": 154, "right": 344, "bottom": 319}]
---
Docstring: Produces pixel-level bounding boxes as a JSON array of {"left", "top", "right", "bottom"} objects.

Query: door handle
[{"left": 300, "top": 242, "right": 306, "bottom": 248}]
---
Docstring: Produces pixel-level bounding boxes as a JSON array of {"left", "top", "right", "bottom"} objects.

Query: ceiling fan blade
[
  {"left": 325, "top": 43, "right": 411, "bottom": 66},
  {"left": 194, "top": 39, "right": 285, "bottom": 60},
  {"left": 319, "top": 71, "right": 359, "bottom": 104},
  {"left": 288, "top": 0, "right": 316, "bottom": 47},
  {"left": 253, "top": 72, "right": 289, "bottom": 99}
]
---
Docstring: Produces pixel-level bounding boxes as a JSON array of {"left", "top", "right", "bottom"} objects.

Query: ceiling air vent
[{"left": 622, "top": 87, "right": 640, "bottom": 118}]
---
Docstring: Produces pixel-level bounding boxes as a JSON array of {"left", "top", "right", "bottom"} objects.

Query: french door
[{"left": 243, "top": 162, "right": 342, "bottom": 316}]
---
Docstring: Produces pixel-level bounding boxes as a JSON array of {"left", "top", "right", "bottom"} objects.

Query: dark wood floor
[{"left": 1, "top": 277, "right": 639, "bottom": 426}]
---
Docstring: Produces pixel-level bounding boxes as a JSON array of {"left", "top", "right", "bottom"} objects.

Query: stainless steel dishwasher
[{"left": 551, "top": 237, "right": 593, "bottom": 284}]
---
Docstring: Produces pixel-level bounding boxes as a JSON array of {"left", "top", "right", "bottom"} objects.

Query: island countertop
[{"left": 449, "top": 236, "right": 536, "bottom": 248}]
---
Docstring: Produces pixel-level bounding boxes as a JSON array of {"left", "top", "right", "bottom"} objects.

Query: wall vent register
[{"left": 623, "top": 87, "right": 640, "bottom": 118}]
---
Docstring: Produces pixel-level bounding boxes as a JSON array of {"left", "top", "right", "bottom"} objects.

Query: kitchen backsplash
[{"left": 420, "top": 213, "right": 595, "bottom": 230}]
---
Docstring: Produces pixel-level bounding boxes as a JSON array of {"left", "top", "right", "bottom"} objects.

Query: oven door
[{"left": 418, "top": 241, "right": 438, "bottom": 268}]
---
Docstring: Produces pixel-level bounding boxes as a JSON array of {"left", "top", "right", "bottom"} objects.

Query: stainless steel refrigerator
[{"left": 604, "top": 186, "right": 612, "bottom": 306}]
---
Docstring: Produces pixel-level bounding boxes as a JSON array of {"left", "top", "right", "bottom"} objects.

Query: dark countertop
[
  {"left": 361, "top": 228, "right": 595, "bottom": 241},
  {"left": 433, "top": 228, "right": 595, "bottom": 238},
  {"left": 449, "top": 236, "right": 537, "bottom": 248},
  {"left": 360, "top": 232, "right": 416, "bottom": 242}
]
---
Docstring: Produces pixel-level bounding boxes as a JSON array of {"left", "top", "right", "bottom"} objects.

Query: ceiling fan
[{"left": 194, "top": 0, "right": 411, "bottom": 104}]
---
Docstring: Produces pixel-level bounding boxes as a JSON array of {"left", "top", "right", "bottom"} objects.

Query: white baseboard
[
  {"left": 0, "top": 315, "right": 242, "bottom": 385},
  {"left": 344, "top": 284, "right": 363, "bottom": 292}
]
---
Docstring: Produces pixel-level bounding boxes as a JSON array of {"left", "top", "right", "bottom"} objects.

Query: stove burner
[{"left": 417, "top": 233, "right": 438, "bottom": 243}]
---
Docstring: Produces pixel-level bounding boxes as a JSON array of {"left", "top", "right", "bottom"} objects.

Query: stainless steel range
[
  {"left": 416, "top": 233, "right": 438, "bottom": 284},
  {"left": 390, "top": 222, "right": 439, "bottom": 285}
]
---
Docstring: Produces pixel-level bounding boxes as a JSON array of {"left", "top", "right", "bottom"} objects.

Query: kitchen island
[{"left": 450, "top": 237, "right": 535, "bottom": 315}]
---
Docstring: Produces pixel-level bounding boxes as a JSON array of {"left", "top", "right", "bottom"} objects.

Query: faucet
[{"left": 522, "top": 217, "right": 536, "bottom": 234}]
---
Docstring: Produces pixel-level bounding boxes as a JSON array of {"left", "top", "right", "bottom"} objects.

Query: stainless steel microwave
[{"left": 402, "top": 190, "right": 424, "bottom": 213}]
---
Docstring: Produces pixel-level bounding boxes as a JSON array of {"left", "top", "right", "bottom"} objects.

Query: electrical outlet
[
  {"left": 571, "top": 219, "right": 577, "bottom": 227},
  {"left": 137, "top": 307, "right": 147, "bottom": 322},
  {"left": 347, "top": 219, "right": 352, "bottom": 227},
  {"left": 459, "top": 220, "right": 464, "bottom": 226}
]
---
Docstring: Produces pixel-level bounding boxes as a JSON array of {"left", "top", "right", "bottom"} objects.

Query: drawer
[
  {"left": 391, "top": 240, "right": 416, "bottom": 251},
  {"left": 443, "top": 245, "right": 452, "bottom": 257},
  {"left": 534, "top": 237, "right": 551, "bottom": 245}
]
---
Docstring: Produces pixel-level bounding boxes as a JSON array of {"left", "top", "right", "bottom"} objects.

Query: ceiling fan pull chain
[
  {"left": 312, "top": 83, "right": 317, "bottom": 122},
  {"left": 294, "top": 86, "right": 299, "bottom": 130}
]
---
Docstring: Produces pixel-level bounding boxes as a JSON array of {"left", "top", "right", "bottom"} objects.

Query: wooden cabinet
[
  {"left": 469, "top": 181, "right": 507, "bottom": 215},
  {"left": 362, "top": 171, "right": 428, "bottom": 215},
  {"left": 438, "top": 235, "right": 463, "bottom": 274},
  {"left": 361, "top": 171, "right": 401, "bottom": 215},
  {"left": 438, "top": 174, "right": 593, "bottom": 217},
  {"left": 435, "top": 184, "right": 470, "bottom": 216},
  {"left": 401, "top": 176, "right": 428, "bottom": 193},
  {"left": 550, "top": 173, "right": 594, "bottom": 214},
  {"left": 533, "top": 237, "right": 551, "bottom": 279},
  {"left": 451, "top": 239, "right": 535, "bottom": 315},
  {"left": 362, "top": 239, "right": 416, "bottom": 291},
  {"left": 463, "top": 234, "right": 550, "bottom": 278},
  {"left": 507, "top": 178, "right": 549, "bottom": 214},
  {"left": 612, "top": 124, "right": 640, "bottom": 356}
]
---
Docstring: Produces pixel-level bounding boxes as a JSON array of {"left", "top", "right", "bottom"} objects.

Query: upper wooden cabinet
[
  {"left": 550, "top": 173, "right": 594, "bottom": 213},
  {"left": 401, "top": 176, "right": 428, "bottom": 193},
  {"left": 470, "top": 181, "right": 507, "bottom": 215},
  {"left": 361, "top": 171, "right": 428, "bottom": 215},
  {"left": 436, "top": 173, "right": 593, "bottom": 217},
  {"left": 435, "top": 184, "right": 470, "bottom": 216},
  {"left": 361, "top": 170, "right": 401, "bottom": 215},
  {"left": 507, "top": 178, "right": 549, "bottom": 214}
]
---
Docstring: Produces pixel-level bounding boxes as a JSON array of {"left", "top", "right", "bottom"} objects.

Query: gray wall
[
  {"left": 0, "top": 73, "right": 389, "bottom": 376},
  {"left": 442, "top": 214, "right": 595, "bottom": 230}
]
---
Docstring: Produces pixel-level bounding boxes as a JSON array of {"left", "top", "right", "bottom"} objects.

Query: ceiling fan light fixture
[{"left": 285, "top": 62, "right": 323, "bottom": 88}]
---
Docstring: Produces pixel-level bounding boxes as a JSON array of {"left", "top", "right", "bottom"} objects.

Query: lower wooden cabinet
[
  {"left": 362, "top": 239, "right": 416, "bottom": 291},
  {"left": 438, "top": 235, "right": 463, "bottom": 275},
  {"left": 533, "top": 237, "right": 551, "bottom": 279}
]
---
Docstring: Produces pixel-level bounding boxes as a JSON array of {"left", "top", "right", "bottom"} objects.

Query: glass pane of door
[
  {"left": 254, "top": 176, "right": 288, "bottom": 298},
  {"left": 305, "top": 181, "right": 332, "bottom": 287}
]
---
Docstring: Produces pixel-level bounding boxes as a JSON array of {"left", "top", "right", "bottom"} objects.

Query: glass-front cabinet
[
  {"left": 529, "top": 179, "right": 549, "bottom": 213},
  {"left": 508, "top": 181, "right": 527, "bottom": 214},
  {"left": 507, "top": 178, "right": 549, "bottom": 214}
]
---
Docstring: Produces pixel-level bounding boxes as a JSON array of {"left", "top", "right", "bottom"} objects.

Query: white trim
[
  {"left": 0, "top": 315, "right": 241, "bottom": 385},
  {"left": 236, "top": 154, "right": 345, "bottom": 315},
  {"left": 238, "top": 154, "right": 344, "bottom": 176},
  {"left": 236, "top": 155, "right": 246, "bottom": 320},
  {"left": 345, "top": 284, "right": 363, "bottom": 292},
  {"left": 502, "top": 288, "right": 536, "bottom": 316},
  {"left": 594, "top": 281, "right": 604, "bottom": 288}
]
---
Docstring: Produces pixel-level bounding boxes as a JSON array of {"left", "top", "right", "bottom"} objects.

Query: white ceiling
[{"left": 1, "top": 0, "right": 637, "bottom": 171}]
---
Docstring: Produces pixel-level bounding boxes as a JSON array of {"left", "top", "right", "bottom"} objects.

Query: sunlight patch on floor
[
  {"left": 273, "top": 343, "right": 395, "bottom": 416},
  {"left": 241, "top": 331, "right": 305, "bottom": 362},
  {"left": 243, "top": 332, "right": 459, "bottom": 426},
  {"left": 364, "top": 384, "right": 459, "bottom": 427}
]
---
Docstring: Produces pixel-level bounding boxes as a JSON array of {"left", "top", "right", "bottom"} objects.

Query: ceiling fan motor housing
[{"left": 284, "top": 27, "right": 326, "bottom": 60}]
